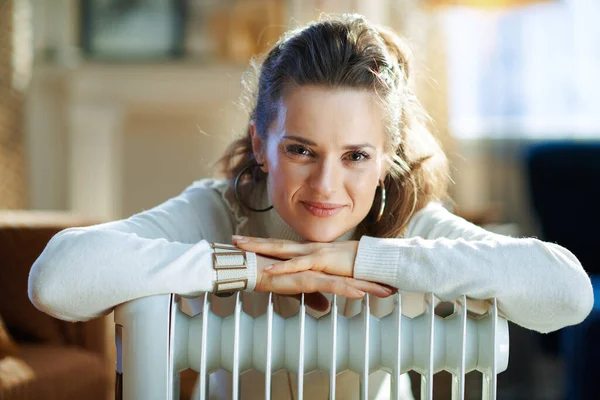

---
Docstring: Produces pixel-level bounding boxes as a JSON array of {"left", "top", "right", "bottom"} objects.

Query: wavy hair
[{"left": 218, "top": 14, "right": 450, "bottom": 238}]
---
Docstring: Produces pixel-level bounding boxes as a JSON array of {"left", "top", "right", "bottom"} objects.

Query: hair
[{"left": 218, "top": 14, "right": 450, "bottom": 238}]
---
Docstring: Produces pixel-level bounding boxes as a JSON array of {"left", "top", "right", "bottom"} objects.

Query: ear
[{"left": 249, "top": 121, "right": 268, "bottom": 173}]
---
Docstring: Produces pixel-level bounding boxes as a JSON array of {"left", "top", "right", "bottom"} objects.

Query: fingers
[
  {"left": 258, "top": 271, "right": 394, "bottom": 300},
  {"left": 345, "top": 278, "right": 394, "bottom": 298},
  {"left": 380, "top": 283, "right": 398, "bottom": 295},
  {"left": 265, "top": 254, "right": 326, "bottom": 276},
  {"left": 233, "top": 235, "right": 323, "bottom": 259},
  {"left": 258, "top": 271, "right": 363, "bottom": 298},
  {"left": 264, "top": 253, "right": 351, "bottom": 277}
]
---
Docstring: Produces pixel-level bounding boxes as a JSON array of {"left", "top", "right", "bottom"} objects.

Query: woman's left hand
[{"left": 232, "top": 235, "right": 357, "bottom": 277}]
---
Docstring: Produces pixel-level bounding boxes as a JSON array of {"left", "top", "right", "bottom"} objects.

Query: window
[{"left": 444, "top": 0, "right": 600, "bottom": 139}]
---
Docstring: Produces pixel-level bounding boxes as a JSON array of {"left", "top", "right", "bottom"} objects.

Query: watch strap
[{"left": 211, "top": 243, "right": 248, "bottom": 296}]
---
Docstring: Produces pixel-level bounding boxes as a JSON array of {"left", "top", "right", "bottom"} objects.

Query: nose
[{"left": 308, "top": 157, "right": 340, "bottom": 196}]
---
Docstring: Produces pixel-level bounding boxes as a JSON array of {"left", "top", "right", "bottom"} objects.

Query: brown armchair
[{"left": 0, "top": 211, "right": 113, "bottom": 400}]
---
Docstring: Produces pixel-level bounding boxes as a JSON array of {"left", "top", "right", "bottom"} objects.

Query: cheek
[
  {"left": 345, "top": 167, "right": 381, "bottom": 209},
  {"left": 266, "top": 154, "right": 309, "bottom": 202},
  {"left": 347, "top": 178, "right": 376, "bottom": 207}
]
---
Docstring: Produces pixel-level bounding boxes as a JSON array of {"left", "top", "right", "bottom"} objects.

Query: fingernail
[
  {"left": 264, "top": 265, "right": 273, "bottom": 271},
  {"left": 232, "top": 235, "right": 248, "bottom": 243}
]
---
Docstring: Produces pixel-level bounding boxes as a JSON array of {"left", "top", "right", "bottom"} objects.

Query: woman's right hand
[{"left": 254, "top": 255, "right": 394, "bottom": 311}]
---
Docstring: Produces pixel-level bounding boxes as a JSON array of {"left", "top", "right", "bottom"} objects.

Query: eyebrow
[{"left": 282, "top": 135, "right": 376, "bottom": 150}]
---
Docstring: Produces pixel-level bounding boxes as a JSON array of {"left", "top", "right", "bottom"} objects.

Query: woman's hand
[
  {"left": 235, "top": 236, "right": 397, "bottom": 302},
  {"left": 257, "top": 253, "right": 333, "bottom": 311},
  {"left": 235, "top": 236, "right": 358, "bottom": 277},
  {"left": 254, "top": 253, "right": 392, "bottom": 297},
  {"left": 252, "top": 252, "right": 394, "bottom": 311}
]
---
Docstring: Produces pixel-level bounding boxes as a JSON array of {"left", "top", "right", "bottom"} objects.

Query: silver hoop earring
[
  {"left": 374, "top": 180, "right": 386, "bottom": 223},
  {"left": 234, "top": 163, "right": 273, "bottom": 213}
]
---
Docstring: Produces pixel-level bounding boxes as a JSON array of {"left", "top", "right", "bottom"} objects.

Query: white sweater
[
  {"left": 29, "top": 178, "right": 592, "bottom": 333},
  {"left": 27, "top": 178, "right": 593, "bottom": 399}
]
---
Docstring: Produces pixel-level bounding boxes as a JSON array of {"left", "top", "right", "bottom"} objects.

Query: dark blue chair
[
  {"left": 561, "top": 276, "right": 600, "bottom": 400},
  {"left": 525, "top": 141, "right": 600, "bottom": 399}
]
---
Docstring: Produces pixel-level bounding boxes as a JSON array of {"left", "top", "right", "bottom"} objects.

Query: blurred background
[{"left": 0, "top": 0, "right": 598, "bottom": 399}]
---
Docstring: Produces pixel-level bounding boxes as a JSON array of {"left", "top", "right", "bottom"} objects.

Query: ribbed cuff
[
  {"left": 353, "top": 235, "right": 401, "bottom": 287},
  {"left": 245, "top": 251, "right": 257, "bottom": 292}
]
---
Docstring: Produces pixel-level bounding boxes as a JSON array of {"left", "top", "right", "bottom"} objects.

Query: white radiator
[{"left": 113, "top": 292, "right": 509, "bottom": 399}]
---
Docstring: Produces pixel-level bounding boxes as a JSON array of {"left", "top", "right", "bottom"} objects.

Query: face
[{"left": 251, "top": 86, "right": 388, "bottom": 242}]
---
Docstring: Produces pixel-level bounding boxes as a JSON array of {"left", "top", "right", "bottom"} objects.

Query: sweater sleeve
[
  {"left": 353, "top": 202, "right": 594, "bottom": 333},
  {"left": 28, "top": 179, "right": 257, "bottom": 322}
]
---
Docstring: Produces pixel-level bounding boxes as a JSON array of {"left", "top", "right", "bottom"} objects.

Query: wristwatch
[{"left": 211, "top": 243, "right": 248, "bottom": 297}]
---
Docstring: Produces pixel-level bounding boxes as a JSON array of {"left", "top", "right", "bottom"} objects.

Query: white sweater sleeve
[
  {"left": 28, "top": 180, "right": 257, "bottom": 322},
  {"left": 353, "top": 202, "right": 594, "bottom": 333}
]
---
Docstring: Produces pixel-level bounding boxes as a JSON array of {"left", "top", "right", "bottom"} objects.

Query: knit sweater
[
  {"left": 28, "top": 178, "right": 592, "bottom": 330},
  {"left": 28, "top": 178, "right": 593, "bottom": 398}
]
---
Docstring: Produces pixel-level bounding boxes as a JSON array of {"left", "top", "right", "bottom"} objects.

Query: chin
[
  {"left": 293, "top": 221, "right": 350, "bottom": 243},
  {"left": 301, "top": 230, "right": 339, "bottom": 243}
]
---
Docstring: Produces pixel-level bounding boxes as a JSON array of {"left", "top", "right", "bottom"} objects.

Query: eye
[
  {"left": 345, "top": 151, "right": 370, "bottom": 162},
  {"left": 285, "top": 144, "right": 312, "bottom": 157}
]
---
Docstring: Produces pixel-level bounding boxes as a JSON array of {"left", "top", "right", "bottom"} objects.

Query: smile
[{"left": 301, "top": 201, "right": 345, "bottom": 218}]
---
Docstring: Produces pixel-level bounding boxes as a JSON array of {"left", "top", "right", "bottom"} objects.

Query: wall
[
  {"left": 24, "top": 0, "right": 537, "bottom": 233},
  {"left": 0, "top": 0, "right": 26, "bottom": 209},
  {"left": 27, "top": 63, "right": 248, "bottom": 220}
]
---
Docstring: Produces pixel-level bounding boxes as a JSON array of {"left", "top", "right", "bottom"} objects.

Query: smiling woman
[
  {"left": 28, "top": 13, "right": 593, "bottom": 399},
  {"left": 221, "top": 16, "right": 450, "bottom": 242},
  {"left": 249, "top": 86, "right": 388, "bottom": 242}
]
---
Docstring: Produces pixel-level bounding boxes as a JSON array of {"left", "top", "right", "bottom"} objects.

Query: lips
[{"left": 301, "top": 201, "right": 345, "bottom": 218}]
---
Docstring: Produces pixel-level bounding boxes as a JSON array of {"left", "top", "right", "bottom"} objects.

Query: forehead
[{"left": 273, "top": 86, "right": 386, "bottom": 147}]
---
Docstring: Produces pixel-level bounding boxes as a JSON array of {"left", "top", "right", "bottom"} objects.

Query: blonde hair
[{"left": 219, "top": 14, "right": 450, "bottom": 238}]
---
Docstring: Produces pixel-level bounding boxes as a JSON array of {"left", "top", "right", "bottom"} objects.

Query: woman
[{"left": 28, "top": 14, "right": 592, "bottom": 399}]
